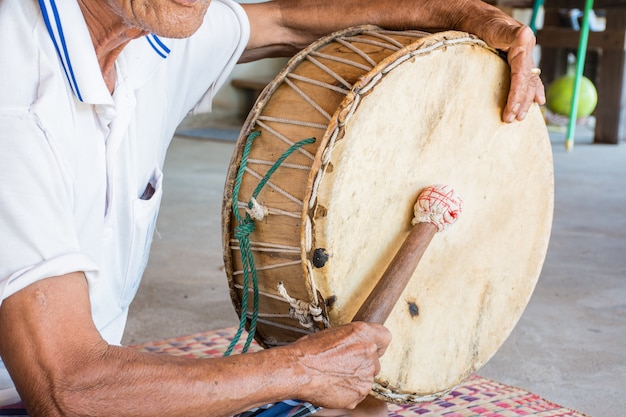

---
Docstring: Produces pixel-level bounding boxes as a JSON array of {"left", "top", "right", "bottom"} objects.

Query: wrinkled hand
[
  {"left": 288, "top": 322, "right": 391, "bottom": 410},
  {"left": 480, "top": 23, "right": 545, "bottom": 123}
]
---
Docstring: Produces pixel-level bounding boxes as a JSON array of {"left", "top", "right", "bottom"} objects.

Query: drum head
[
  {"left": 223, "top": 28, "right": 553, "bottom": 403},
  {"left": 311, "top": 38, "right": 553, "bottom": 402}
]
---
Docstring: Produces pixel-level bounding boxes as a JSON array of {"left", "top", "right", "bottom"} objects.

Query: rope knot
[
  {"left": 245, "top": 197, "right": 269, "bottom": 221},
  {"left": 277, "top": 282, "right": 329, "bottom": 330},
  {"left": 234, "top": 220, "right": 256, "bottom": 241}
]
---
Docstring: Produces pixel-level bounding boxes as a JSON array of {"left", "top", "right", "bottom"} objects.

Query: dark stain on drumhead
[
  {"left": 408, "top": 301, "right": 419, "bottom": 318},
  {"left": 312, "top": 248, "right": 329, "bottom": 268},
  {"left": 325, "top": 295, "right": 337, "bottom": 308}
]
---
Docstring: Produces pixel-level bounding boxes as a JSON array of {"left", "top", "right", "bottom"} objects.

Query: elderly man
[{"left": 0, "top": 0, "right": 544, "bottom": 416}]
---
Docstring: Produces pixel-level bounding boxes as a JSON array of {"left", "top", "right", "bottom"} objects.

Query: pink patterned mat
[{"left": 131, "top": 327, "right": 590, "bottom": 417}]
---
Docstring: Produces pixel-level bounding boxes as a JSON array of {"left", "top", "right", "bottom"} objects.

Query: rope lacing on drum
[
  {"left": 277, "top": 282, "right": 329, "bottom": 329},
  {"left": 224, "top": 131, "right": 316, "bottom": 356}
]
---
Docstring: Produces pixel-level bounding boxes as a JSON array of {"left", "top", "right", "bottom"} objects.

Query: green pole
[
  {"left": 565, "top": 0, "right": 594, "bottom": 151},
  {"left": 529, "top": 0, "right": 544, "bottom": 34}
]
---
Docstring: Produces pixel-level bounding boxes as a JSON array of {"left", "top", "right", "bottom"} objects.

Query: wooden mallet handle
[{"left": 352, "top": 185, "right": 462, "bottom": 324}]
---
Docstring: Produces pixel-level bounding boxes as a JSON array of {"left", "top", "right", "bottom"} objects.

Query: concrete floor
[{"left": 122, "top": 122, "right": 626, "bottom": 417}]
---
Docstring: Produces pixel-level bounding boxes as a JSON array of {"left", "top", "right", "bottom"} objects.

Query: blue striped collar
[
  {"left": 37, "top": 0, "right": 170, "bottom": 103},
  {"left": 146, "top": 34, "right": 171, "bottom": 59}
]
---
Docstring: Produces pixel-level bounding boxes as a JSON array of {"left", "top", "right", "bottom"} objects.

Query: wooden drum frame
[{"left": 222, "top": 26, "right": 554, "bottom": 403}]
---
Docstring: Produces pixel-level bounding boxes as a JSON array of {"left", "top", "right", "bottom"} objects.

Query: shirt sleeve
[
  {"left": 191, "top": 0, "right": 250, "bottom": 114},
  {"left": 0, "top": 111, "right": 99, "bottom": 304},
  {"left": 160, "top": 0, "right": 251, "bottom": 117}
]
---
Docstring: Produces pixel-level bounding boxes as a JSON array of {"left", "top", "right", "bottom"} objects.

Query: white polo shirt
[{"left": 0, "top": 0, "right": 249, "bottom": 405}]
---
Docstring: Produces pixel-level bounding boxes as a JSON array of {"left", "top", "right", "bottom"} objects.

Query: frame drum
[{"left": 222, "top": 27, "right": 553, "bottom": 403}]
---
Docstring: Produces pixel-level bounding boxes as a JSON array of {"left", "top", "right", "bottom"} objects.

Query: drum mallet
[{"left": 352, "top": 184, "right": 462, "bottom": 324}]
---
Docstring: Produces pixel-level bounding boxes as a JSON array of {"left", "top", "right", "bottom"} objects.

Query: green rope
[{"left": 224, "top": 132, "right": 316, "bottom": 356}]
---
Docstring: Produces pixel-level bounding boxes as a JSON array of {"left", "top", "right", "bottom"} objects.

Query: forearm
[
  {"left": 0, "top": 273, "right": 306, "bottom": 417},
  {"left": 241, "top": 0, "right": 522, "bottom": 60},
  {"left": 51, "top": 344, "right": 306, "bottom": 417},
  {"left": 81, "top": 321, "right": 387, "bottom": 416},
  {"left": 280, "top": 0, "right": 515, "bottom": 34}
]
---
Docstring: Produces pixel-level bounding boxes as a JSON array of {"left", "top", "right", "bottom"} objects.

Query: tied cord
[{"left": 224, "top": 132, "right": 316, "bottom": 356}]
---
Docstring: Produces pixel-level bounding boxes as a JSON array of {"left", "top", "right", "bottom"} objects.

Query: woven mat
[{"left": 131, "top": 327, "right": 589, "bottom": 417}]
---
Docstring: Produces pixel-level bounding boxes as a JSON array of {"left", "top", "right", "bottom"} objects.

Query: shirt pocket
[{"left": 120, "top": 166, "right": 163, "bottom": 308}]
